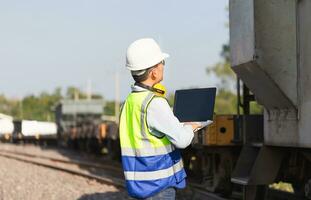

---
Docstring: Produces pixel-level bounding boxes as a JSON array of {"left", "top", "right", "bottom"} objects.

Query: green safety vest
[
  {"left": 120, "top": 91, "right": 171, "bottom": 150},
  {"left": 119, "top": 90, "right": 186, "bottom": 198}
]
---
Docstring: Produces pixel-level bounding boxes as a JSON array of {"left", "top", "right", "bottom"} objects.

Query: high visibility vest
[{"left": 119, "top": 91, "right": 187, "bottom": 199}]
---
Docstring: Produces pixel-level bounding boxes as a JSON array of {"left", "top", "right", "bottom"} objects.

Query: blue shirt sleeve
[{"left": 146, "top": 97, "right": 194, "bottom": 149}]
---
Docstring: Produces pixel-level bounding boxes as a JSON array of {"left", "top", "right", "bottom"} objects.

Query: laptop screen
[{"left": 173, "top": 88, "right": 216, "bottom": 122}]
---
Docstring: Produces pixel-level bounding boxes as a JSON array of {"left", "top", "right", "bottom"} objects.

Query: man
[{"left": 119, "top": 38, "right": 201, "bottom": 199}]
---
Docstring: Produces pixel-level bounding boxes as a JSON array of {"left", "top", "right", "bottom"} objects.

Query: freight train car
[
  {"left": 227, "top": 0, "right": 311, "bottom": 199},
  {"left": 0, "top": 119, "right": 14, "bottom": 142},
  {"left": 0, "top": 113, "right": 14, "bottom": 142},
  {"left": 12, "top": 120, "right": 57, "bottom": 145},
  {"left": 55, "top": 99, "right": 120, "bottom": 156},
  {"left": 186, "top": 1, "right": 311, "bottom": 199},
  {"left": 98, "top": 119, "right": 120, "bottom": 159},
  {"left": 172, "top": 1, "right": 311, "bottom": 199},
  {"left": 55, "top": 99, "right": 103, "bottom": 152}
]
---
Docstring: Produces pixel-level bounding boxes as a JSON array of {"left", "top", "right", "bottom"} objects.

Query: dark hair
[{"left": 131, "top": 66, "right": 154, "bottom": 83}]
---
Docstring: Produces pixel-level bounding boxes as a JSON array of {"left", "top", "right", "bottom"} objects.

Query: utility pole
[
  {"left": 87, "top": 79, "right": 92, "bottom": 100},
  {"left": 115, "top": 72, "right": 120, "bottom": 124},
  {"left": 74, "top": 88, "right": 79, "bottom": 101},
  {"left": 19, "top": 99, "right": 23, "bottom": 119}
]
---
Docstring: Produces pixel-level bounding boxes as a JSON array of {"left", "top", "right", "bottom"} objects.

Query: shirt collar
[{"left": 131, "top": 84, "right": 147, "bottom": 92}]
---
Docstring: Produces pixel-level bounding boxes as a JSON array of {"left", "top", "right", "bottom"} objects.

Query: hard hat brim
[
  {"left": 127, "top": 52, "right": 170, "bottom": 71},
  {"left": 162, "top": 53, "right": 170, "bottom": 60}
]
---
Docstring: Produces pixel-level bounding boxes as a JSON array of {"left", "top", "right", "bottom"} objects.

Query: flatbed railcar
[
  {"left": 12, "top": 120, "right": 57, "bottom": 145},
  {"left": 0, "top": 119, "right": 14, "bottom": 142}
]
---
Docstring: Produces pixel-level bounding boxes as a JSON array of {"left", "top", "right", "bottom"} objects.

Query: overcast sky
[{"left": 0, "top": 0, "right": 229, "bottom": 101}]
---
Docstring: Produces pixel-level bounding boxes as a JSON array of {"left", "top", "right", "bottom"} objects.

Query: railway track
[
  {"left": 0, "top": 149, "right": 125, "bottom": 189},
  {"left": 0, "top": 149, "right": 122, "bottom": 173},
  {"left": 0, "top": 148, "right": 234, "bottom": 200}
]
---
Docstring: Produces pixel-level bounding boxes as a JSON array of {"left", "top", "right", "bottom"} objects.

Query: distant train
[
  {"left": 0, "top": 118, "right": 14, "bottom": 142},
  {"left": 0, "top": 98, "right": 120, "bottom": 158},
  {"left": 12, "top": 120, "right": 57, "bottom": 144},
  {"left": 0, "top": 118, "right": 58, "bottom": 144},
  {"left": 55, "top": 99, "right": 120, "bottom": 158}
]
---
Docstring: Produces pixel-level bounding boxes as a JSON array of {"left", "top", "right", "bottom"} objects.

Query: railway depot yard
[{"left": 2, "top": 1, "right": 311, "bottom": 199}]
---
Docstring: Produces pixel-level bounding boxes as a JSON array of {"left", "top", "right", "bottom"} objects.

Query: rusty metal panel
[
  {"left": 230, "top": 0, "right": 297, "bottom": 110},
  {"left": 229, "top": 0, "right": 255, "bottom": 66},
  {"left": 297, "top": 0, "right": 311, "bottom": 147},
  {"left": 233, "top": 61, "right": 294, "bottom": 109},
  {"left": 201, "top": 115, "right": 235, "bottom": 146},
  {"left": 254, "top": 0, "right": 298, "bottom": 106},
  {"left": 204, "top": 120, "right": 217, "bottom": 145},
  {"left": 215, "top": 115, "right": 235, "bottom": 145},
  {"left": 229, "top": 0, "right": 310, "bottom": 147},
  {"left": 264, "top": 0, "right": 311, "bottom": 148},
  {"left": 231, "top": 146, "right": 284, "bottom": 185},
  {"left": 264, "top": 109, "right": 299, "bottom": 147}
]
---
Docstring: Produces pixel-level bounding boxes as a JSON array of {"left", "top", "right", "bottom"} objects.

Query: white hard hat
[{"left": 126, "top": 38, "right": 169, "bottom": 71}]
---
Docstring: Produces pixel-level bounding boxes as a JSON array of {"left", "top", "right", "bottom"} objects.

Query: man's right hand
[
  {"left": 184, "top": 120, "right": 213, "bottom": 132},
  {"left": 183, "top": 122, "right": 202, "bottom": 131}
]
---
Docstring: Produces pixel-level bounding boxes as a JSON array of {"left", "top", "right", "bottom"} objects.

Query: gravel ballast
[{"left": 0, "top": 155, "right": 129, "bottom": 200}]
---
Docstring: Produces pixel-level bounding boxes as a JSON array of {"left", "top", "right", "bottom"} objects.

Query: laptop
[{"left": 173, "top": 87, "right": 217, "bottom": 131}]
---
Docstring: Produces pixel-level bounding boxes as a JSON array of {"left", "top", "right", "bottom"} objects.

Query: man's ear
[
  {"left": 150, "top": 68, "right": 157, "bottom": 80},
  {"left": 150, "top": 70, "right": 156, "bottom": 80}
]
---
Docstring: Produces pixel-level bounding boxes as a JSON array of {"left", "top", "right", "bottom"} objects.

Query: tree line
[{"left": 0, "top": 87, "right": 110, "bottom": 122}]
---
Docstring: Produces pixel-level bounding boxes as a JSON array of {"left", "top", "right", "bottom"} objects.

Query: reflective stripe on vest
[
  {"left": 139, "top": 92, "right": 154, "bottom": 149},
  {"left": 124, "top": 159, "right": 184, "bottom": 181},
  {"left": 121, "top": 144, "right": 175, "bottom": 157}
]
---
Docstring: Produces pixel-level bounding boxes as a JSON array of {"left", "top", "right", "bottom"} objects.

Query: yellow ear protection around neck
[{"left": 135, "top": 82, "right": 165, "bottom": 96}]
